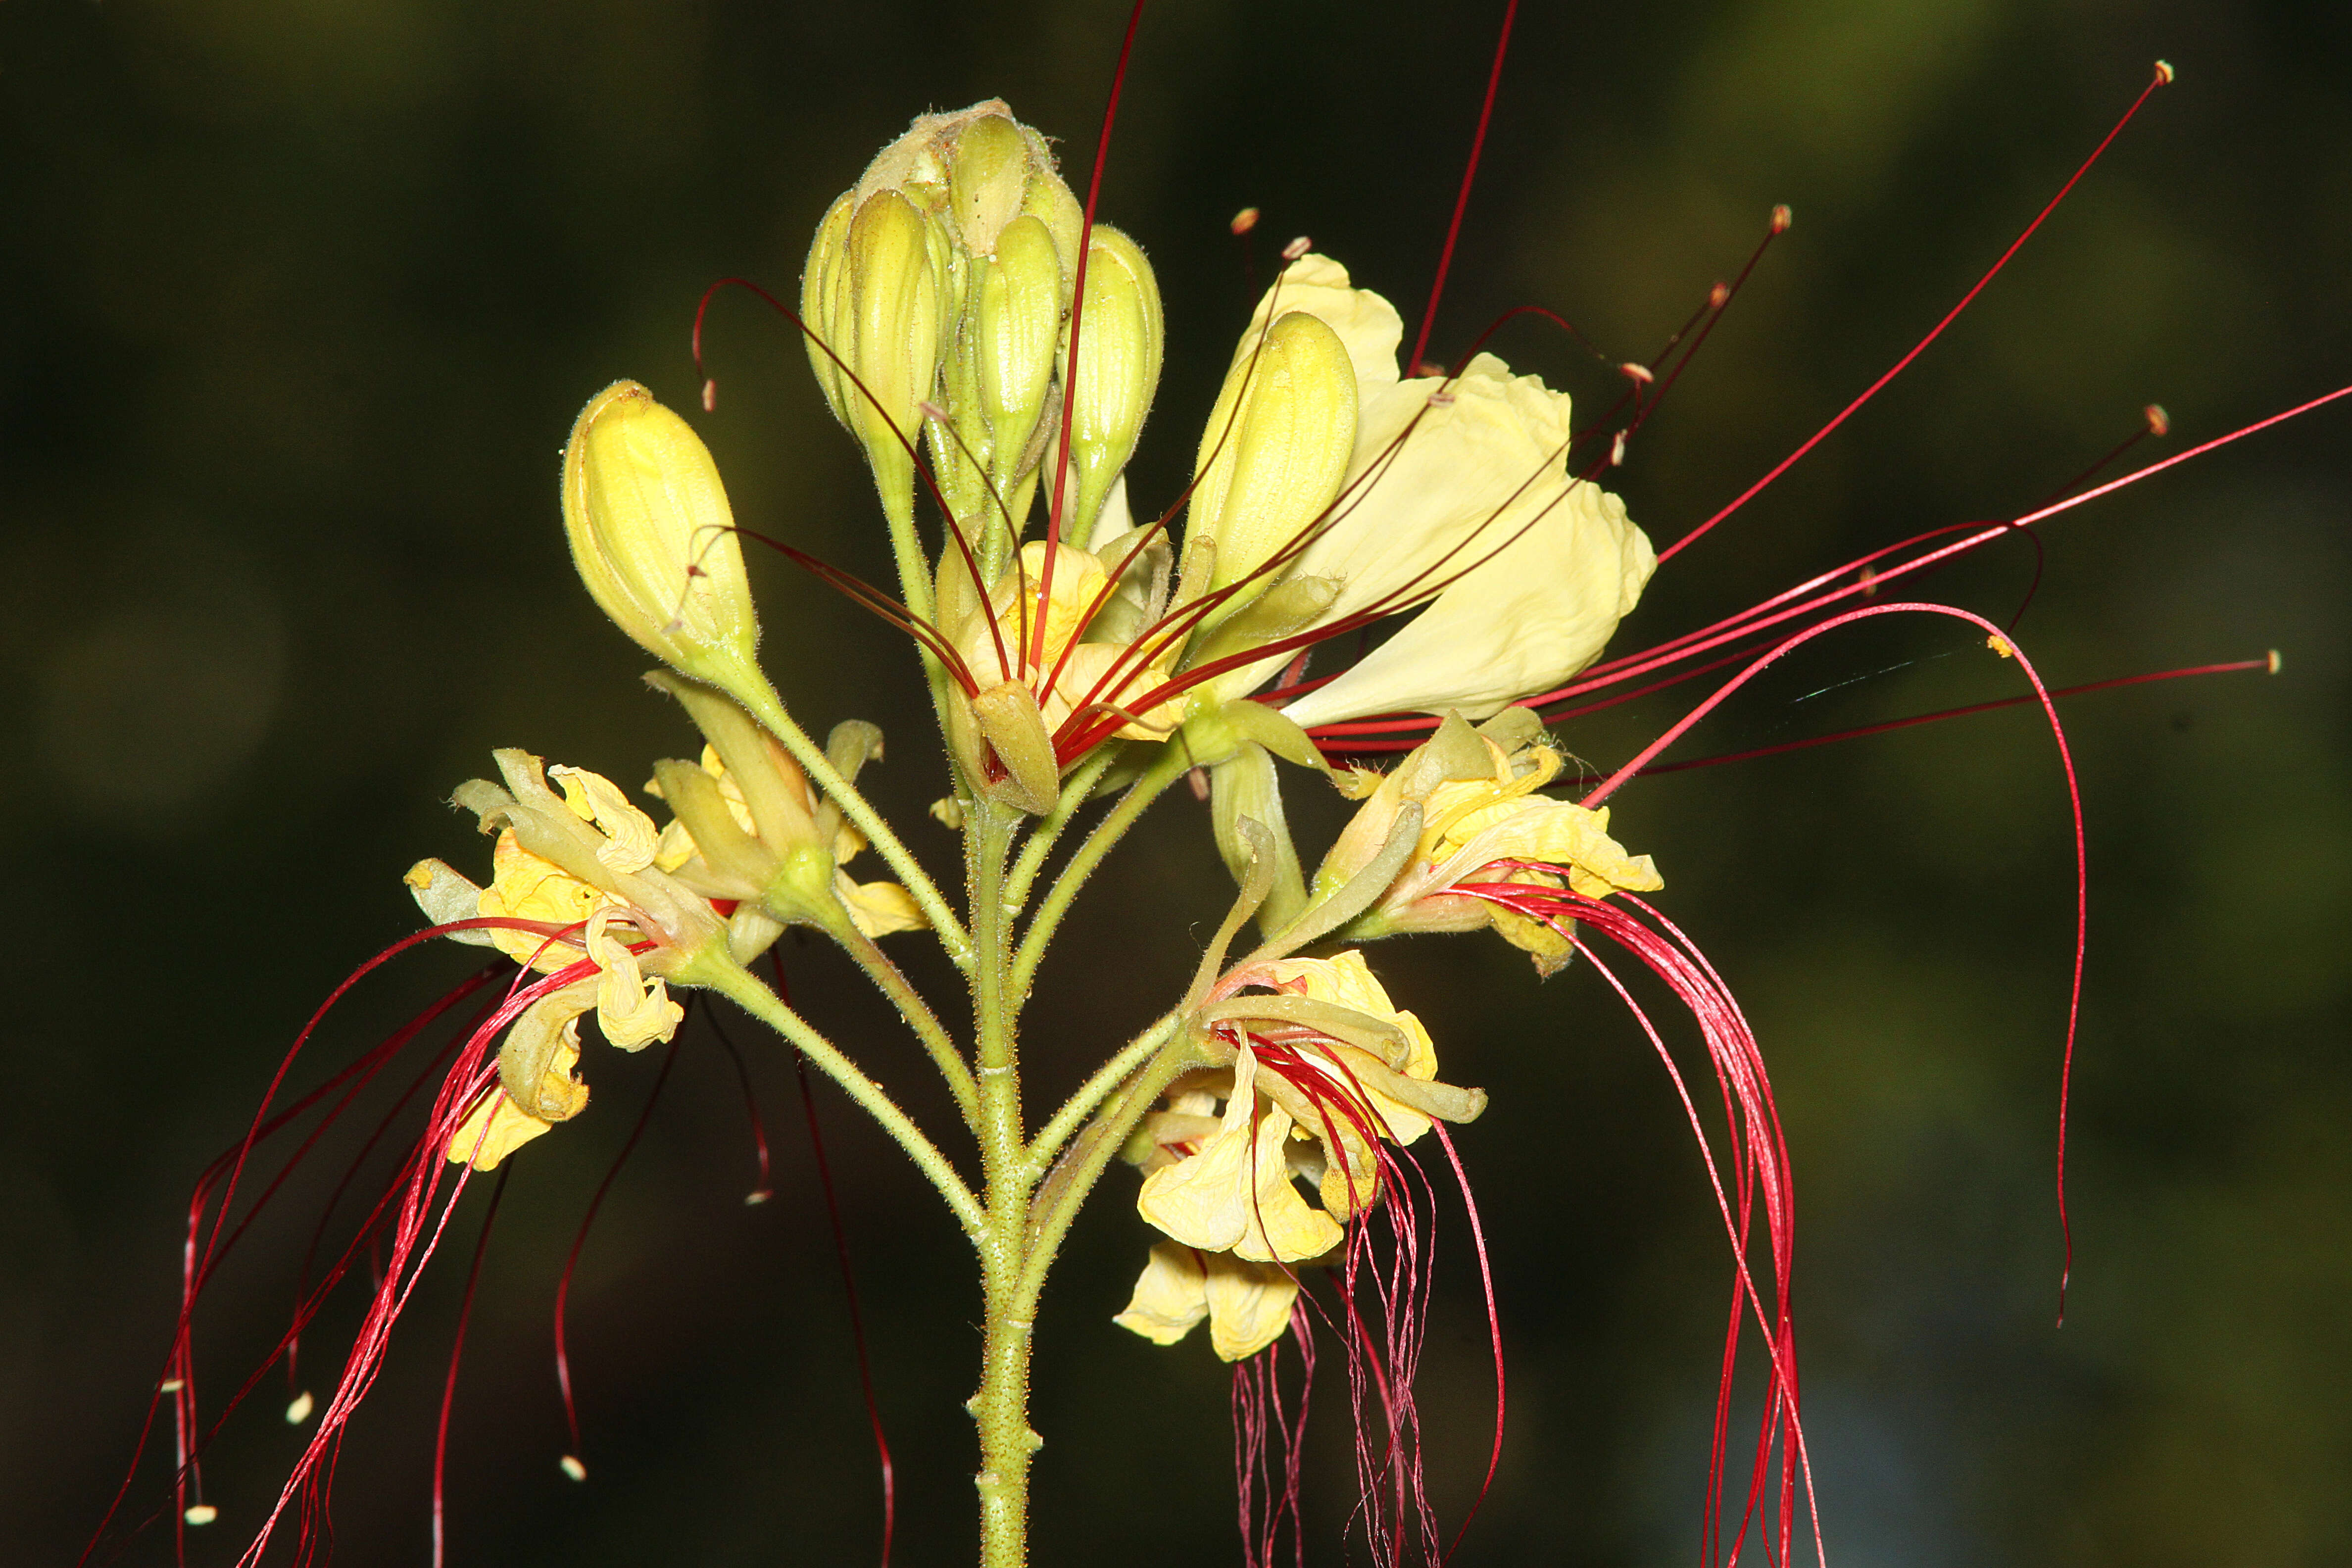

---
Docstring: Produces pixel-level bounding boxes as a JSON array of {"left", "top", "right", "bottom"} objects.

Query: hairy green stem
[
  {"left": 1025, "top": 1010, "right": 1181, "bottom": 1181},
  {"left": 1009, "top": 744, "right": 1188, "bottom": 999},
  {"left": 966, "top": 798, "right": 1040, "bottom": 1568},
  {"left": 718, "top": 656, "right": 973, "bottom": 966},
  {"left": 1014, "top": 1042, "right": 1200, "bottom": 1312},
  {"left": 832, "top": 916, "right": 980, "bottom": 1128},
  {"left": 1001, "top": 749, "right": 1120, "bottom": 918},
  {"left": 702, "top": 958, "right": 983, "bottom": 1238}
]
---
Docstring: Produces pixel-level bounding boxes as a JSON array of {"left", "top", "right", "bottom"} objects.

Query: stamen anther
[
  {"left": 285, "top": 1390, "right": 315, "bottom": 1424},
  {"left": 2154, "top": 59, "right": 2176, "bottom": 84},
  {"left": 1709, "top": 280, "right": 1731, "bottom": 309},
  {"left": 701, "top": 378, "right": 717, "bottom": 413},
  {"left": 560, "top": 1454, "right": 589, "bottom": 1482},
  {"left": 1281, "top": 235, "right": 1312, "bottom": 261},
  {"left": 1620, "top": 362, "right": 1655, "bottom": 385},
  {"left": 1610, "top": 430, "right": 1629, "bottom": 467},
  {"left": 184, "top": 1505, "right": 218, "bottom": 1526},
  {"left": 1770, "top": 202, "right": 1794, "bottom": 233},
  {"left": 744, "top": 1187, "right": 774, "bottom": 1205},
  {"left": 2144, "top": 402, "right": 2171, "bottom": 437},
  {"left": 2268, "top": 648, "right": 2283, "bottom": 675},
  {"left": 1230, "top": 206, "right": 1261, "bottom": 236}
]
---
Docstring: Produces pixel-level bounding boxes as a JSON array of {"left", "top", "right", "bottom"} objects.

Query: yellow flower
[
  {"left": 1185, "top": 255, "right": 1654, "bottom": 727},
  {"left": 1130, "top": 952, "right": 1484, "bottom": 1267},
  {"left": 947, "top": 539, "right": 1183, "bottom": 742},
  {"left": 1318, "top": 714, "right": 1663, "bottom": 973},
  {"left": 649, "top": 741, "right": 924, "bottom": 939},
  {"left": 406, "top": 754, "right": 721, "bottom": 1169},
  {"left": 1113, "top": 1241, "right": 1299, "bottom": 1363}
]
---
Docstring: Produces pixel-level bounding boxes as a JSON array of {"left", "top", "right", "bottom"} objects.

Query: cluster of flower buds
[{"left": 801, "top": 101, "right": 1164, "bottom": 557}]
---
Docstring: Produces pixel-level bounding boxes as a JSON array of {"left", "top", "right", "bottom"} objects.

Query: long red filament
[
  {"left": 552, "top": 1031, "right": 686, "bottom": 1473},
  {"left": 1404, "top": 0, "right": 1522, "bottom": 378},
  {"left": 433, "top": 1166, "right": 511, "bottom": 1568},
  {"left": 768, "top": 954, "right": 896, "bottom": 1568},
  {"left": 1655, "top": 62, "right": 2175, "bottom": 566},
  {"left": 1033, "top": 0, "right": 1150, "bottom": 666}
]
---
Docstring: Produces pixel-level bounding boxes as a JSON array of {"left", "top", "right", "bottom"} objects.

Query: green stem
[
  {"left": 719, "top": 658, "right": 973, "bottom": 967},
  {"left": 1009, "top": 743, "right": 1188, "bottom": 999},
  {"left": 1001, "top": 749, "right": 1119, "bottom": 918},
  {"left": 1014, "top": 1041, "right": 1199, "bottom": 1312},
  {"left": 701, "top": 958, "right": 984, "bottom": 1239},
  {"left": 966, "top": 798, "right": 1040, "bottom": 1568},
  {"left": 831, "top": 916, "right": 980, "bottom": 1129},
  {"left": 1025, "top": 1010, "right": 1180, "bottom": 1181}
]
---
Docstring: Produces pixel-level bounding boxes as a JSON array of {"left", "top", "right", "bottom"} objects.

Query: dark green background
[{"left": 6, "top": 1, "right": 2347, "bottom": 1563}]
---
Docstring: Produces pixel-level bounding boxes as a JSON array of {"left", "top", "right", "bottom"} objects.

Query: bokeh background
[{"left": 6, "top": 0, "right": 2348, "bottom": 1563}]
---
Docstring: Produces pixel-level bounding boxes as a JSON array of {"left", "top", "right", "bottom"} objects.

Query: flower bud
[
  {"left": 837, "top": 189, "right": 946, "bottom": 522},
  {"left": 801, "top": 192, "right": 857, "bottom": 429},
  {"left": 973, "top": 213, "right": 1065, "bottom": 487},
  {"left": 1189, "top": 310, "right": 1357, "bottom": 600},
  {"left": 948, "top": 112, "right": 1034, "bottom": 256},
  {"left": 1067, "top": 225, "right": 1163, "bottom": 541},
  {"left": 562, "top": 381, "right": 758, "bottom": 682}
]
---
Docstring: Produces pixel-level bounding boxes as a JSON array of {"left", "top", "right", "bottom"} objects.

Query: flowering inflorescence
[{"left": 99, "top": 47, "right": 2340, "bottom": 1568}]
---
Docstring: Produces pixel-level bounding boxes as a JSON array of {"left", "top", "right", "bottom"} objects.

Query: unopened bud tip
[
  {"left": 560, "top": 1454, "right": 589, "bottom": 1482},
  {"left": 1229, "top": 206, "right": 1260, "bottom": 236}
]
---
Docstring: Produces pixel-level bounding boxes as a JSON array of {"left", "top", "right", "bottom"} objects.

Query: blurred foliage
[{"left": 4, "top": 0, "right": 2347, "bottom": 1564}]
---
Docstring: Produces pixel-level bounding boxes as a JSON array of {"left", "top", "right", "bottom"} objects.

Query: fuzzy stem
[
  {"left": 700, "top": 957, "right": 983, "bottom": 1238},
  {"left": 1002, "top": 748, "right": 1121, "bottom": 918},
  {"left": 1009, "top": 743, "right": 1188, "bottom": 998},
  {"left": 1025, "top": 1010, "right": 1182, "bottom": 1181},
  {"left": 831, "top": 915, "right": 980, "bottom": 1128},
  {"left": 966, "top": 797, "right": 1040, "bottom": 1568},
  {"left": 714, "top": 653, "right": 973, "bottom": 966}
]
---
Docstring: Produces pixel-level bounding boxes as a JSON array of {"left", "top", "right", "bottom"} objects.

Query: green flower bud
[
  {"left": 974, "top": 213, "right": 1066, "bottom": 491},
  {"left": 801, "top": 191, "right": 856, "bottom": 429},
  {"left": 1189, "top": 310, "right": 1358, "bottom": 599},
  {"left": 840, "top": 189, "right": 944, "bottom": 522},
  {"left": 948, "top": 112, "right": 1034, "bottom": 256},
  {"left": 561, "top": 381, "right": 758, "bottom": 684},
  {"left": 1066, "top": 225, "right": 1163, "bottom": 542}
]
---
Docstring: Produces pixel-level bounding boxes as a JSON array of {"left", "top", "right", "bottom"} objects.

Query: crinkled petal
[
  {"left": 586, "top": 909, "right": 684, "bottom": 1050},
  {"left": 447, "top": 1026, "right": 587, "bottom": 1171},
  {"left": 1113, "top": 1242, "right": 1210, "bottom": 1346},
  {"left": 1202, "top": 1253, "right": 1300, "bottom": 1362},
  {"left": 550, "top": 764, "right": 661, "bottom": 875}
]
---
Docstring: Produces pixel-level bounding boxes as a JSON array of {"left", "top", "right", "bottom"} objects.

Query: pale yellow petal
[
  {"left": 550, "top": 764, "right": 661, "bottom": 875},
  {"left": 1202, "top": 1254, "right": 1300, "bottom": 1362},
  {"left": 838, "top": 875, "right": 930, "bottom": 937},
  {"left": 1112, "top": 1242, "right": 1210, "bottom": 1347},
  {"left": 587, "top": 909, "right": 685, "bottom": 1050}
]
